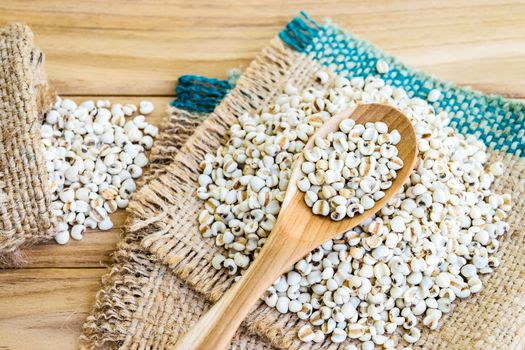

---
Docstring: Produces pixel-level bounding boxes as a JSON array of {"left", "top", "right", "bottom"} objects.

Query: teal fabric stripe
[
  {"left": 173, "top": 14, "right": 524, "bottom": 155},
  {"left": 279, "top": 13, "right": 525, "bottom": 156},
  {"left": 172, "top": 75, "right": 233, "bottom": 113},
  {"left": 278, "top": 11, "right": 321, "bottom": 52}
]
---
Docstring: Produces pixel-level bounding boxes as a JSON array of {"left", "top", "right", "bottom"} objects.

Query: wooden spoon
[{"left": 175, "top": 103, "right": 417, "bottom": 350}]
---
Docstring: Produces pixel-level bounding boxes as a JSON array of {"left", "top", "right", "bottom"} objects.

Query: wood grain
[
  {"left": 0, "top": 1, "right": 524, "bottom": 349},
  {"left": 0, "top": 269, "right": 105, "bottom": 350},
  {"left": 1, "top": 1, "right": 525, "bottom": 96}
]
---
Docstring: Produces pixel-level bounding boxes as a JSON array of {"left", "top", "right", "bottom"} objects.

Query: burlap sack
[
  {"left": 0, "top": 23, "right": 56, "bottom": 266},
  {"left": 82, "top": 14, "right": 525, "bottom": 349}
]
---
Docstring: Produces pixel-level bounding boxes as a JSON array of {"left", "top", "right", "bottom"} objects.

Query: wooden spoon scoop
[{"left": 175, "top": 103, "right": 417, "bottom": 350}]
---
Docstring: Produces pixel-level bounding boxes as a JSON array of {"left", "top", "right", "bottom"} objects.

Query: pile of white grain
[
  {"left": 197, "top": 72, "right": 510, "bottom": 349},
  {"left": 41, "top": 98, "right": 157, "bottom": 244}
]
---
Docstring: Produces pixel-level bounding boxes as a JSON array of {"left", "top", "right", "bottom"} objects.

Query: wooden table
[{"left": 1, "top": 1, "right": 524, "bottom": 349}]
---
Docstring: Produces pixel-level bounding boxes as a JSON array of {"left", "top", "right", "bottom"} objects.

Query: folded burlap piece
[
  {"left": 0, "top": 23, "right": 56, "bottom": 266},
  {"left": 82, "top": 14, "right": 525, "bottom": 349}
]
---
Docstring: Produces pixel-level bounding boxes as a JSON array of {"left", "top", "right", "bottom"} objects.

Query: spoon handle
[{"left": 174, "top": 225, "right": 298, "bottom": 350}]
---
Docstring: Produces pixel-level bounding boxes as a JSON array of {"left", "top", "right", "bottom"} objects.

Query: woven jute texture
[
  {"left": 82, "top": 35, "right": 525, "bottom": 350},
  {"left": 0, "top": 23, "right": 56, "bottom": 266}
]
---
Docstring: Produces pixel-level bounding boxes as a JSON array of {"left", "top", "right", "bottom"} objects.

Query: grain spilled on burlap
[
  {"left": 82, "top": 21, "right": 525, "bottom": 350},
  {"left": 0, "top": 23, "right": 56, "bottom": 267}
]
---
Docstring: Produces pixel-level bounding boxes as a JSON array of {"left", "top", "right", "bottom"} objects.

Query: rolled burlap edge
[{"left": 0, "top": 23, "right": 57, "bottom": 267}]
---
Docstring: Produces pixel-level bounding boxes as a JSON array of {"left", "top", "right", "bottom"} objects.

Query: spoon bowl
[
  {"left": 280, "top": 102, "right": 417, "bottom": 247},
  {"left": 176, "top": 103, "right": 418, "bottom": 350}
]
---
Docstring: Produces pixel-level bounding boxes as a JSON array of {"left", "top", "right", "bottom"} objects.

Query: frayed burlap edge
[
  {"left": 80, "top": 107, "right": 207, "bottom": 348},
  {"left": 137, "top": 108, "right": 208, "bottom": 187},
  {"left": 81, "top": 106, "right": 275, "bottom": 350},
  {"left": 0, "top": 23, "right": 57, "bottom": 267}
]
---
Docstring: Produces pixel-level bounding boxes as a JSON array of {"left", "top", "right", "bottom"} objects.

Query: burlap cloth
[
  {"left": 0, "top": 23, "right": 56, "bottom": 266},
  {"left": 82, "top": 15, "right": 525, "bottom": 349}
]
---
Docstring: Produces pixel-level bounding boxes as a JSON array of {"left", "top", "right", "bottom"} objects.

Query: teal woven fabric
[
  {"left": 172, "top": 75, "right": 233, "bottom": 113},
  {"left": 279, "top": 12, "right": 524, "bottom": 156},
  {"left": 174, "top": 12, "right": 524, "bottom": 155}
]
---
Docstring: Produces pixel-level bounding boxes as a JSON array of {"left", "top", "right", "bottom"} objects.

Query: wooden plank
[
  {"left": 0, "top": 268, "right": 105, "bottom": 350},
  {"left": 0, "top": 1, "right": 524, "bottom": 96},
  {"left": 23, "top": 226, "right": 120, "bottom": 268}
]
